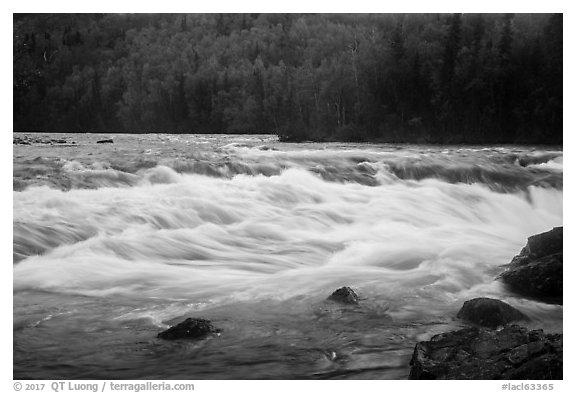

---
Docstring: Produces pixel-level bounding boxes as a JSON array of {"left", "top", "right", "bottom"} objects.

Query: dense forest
[{"left": 14, "top": 13, "right": 562, "bottom": 144}]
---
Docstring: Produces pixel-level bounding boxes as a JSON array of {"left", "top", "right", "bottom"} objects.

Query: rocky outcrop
[
  {"left": 157, "top": 318, "right": 220, "bottom": 340},
  {"left": 409, "top": 325, "right": 562, "bottom": 380},
  {"left": 500, "top": 227, "right": 562, "bottom": 303},
  {"left": 457, "top": 298, "right": 526, "bottom": 329},
  {"left": 327, "top": 286, "right": 359, "bottom": 305},
  {"left": 96, "top": 139, "right": 114, "bottom": 144}
]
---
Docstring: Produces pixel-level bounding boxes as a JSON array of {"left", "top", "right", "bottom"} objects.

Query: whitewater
[{"left": 13, "top": 133, "right": 563, "bottom": 379}]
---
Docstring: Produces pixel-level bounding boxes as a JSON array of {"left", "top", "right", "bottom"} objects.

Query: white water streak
[{"left": 14, "top": 165, "right": 562, "bottom": 313}]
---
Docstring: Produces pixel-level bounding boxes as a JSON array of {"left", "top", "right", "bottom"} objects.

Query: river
[{"left": 13, "top": 133, "right": 563, "bottom": 379}]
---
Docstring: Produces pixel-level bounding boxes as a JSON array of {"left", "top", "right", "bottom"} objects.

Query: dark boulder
[
  {"left": 501, "top": 254, "right": 562, "bottom": 301},
  {"left": 500, "top": 227, "right": 562, "bottom": 303},
  {"left": 513, "top": 227, "right": 562, "bottom": 261},
  {"left": 157, "top": 318, "right": 220, "bottom": 340},
  {"left": 328, "top": 286, "right": 359, "bottom": 305},
  {"left": 96, "top": 139, "right": 114, "bottom": 144},
  {"left": 409, "top": 325, "right": 562, "bottom": 379},
  {"left": 457, "top": 297, "right": 526, "bottom": 328}
]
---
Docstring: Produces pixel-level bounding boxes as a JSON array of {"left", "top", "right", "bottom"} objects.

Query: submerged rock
[
  {"left": 96, "top": 139, "right": 114, "bottom": 144},
  {"left": 157, "top": 318, "right": 220, "bottom": 340},
  {"left": 500, "top": 227, "right": 562, "bottom": 303},
  {"left": 327, "top": 286, "right": 359, "bottom": 305},
  {"left": 457, "top": 297, "right": 526, "bottom": 329},
  {"left": 409, "top": 325, "right": 562, "bottom": 380}
]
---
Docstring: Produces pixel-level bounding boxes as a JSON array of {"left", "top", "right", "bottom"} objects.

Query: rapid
[{"left": 13, "top": 133, "right": 563, "bottom": 379}]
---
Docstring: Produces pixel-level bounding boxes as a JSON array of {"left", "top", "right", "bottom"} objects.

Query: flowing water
[{"left": 13, "top": 133, "right": 563, "bottom": 379}]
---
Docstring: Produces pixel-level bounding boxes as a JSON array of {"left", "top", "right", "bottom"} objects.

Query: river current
[{"left": 13, "top": 133, "right": 563, "bottom": 379}]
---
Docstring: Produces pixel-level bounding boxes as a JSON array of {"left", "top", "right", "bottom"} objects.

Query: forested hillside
[{"left": 13, "top": 13, "right": 562, "bottom": 143}]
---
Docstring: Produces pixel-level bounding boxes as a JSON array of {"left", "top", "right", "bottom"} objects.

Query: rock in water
[
  {"left": 514, "top": 227, "right": 563, "bottom": 260},
  {"left": 157, "top": 318, "right": 219, "bottom": 340},
  {"left": 96, "top": 139, "right": 114, "bottom": 144},
  {"left": 328, "top": 286, "right": 359, "bottom": 305},
  {"left": 409, "top": 325, "right": 562, "bottom": 379},
  {"left": 500, "top": 227, "right": 562, "bottom": 303},
  {"left": 457, "top": 298, "right": 526, "bottom": 328},
  {"left": 501, "top": 254, "right": 562, "bottom": 301}
]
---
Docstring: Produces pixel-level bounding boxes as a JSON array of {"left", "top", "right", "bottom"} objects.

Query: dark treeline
[{"left": 14, "top": 13, "right": 562, "bottom": 144}]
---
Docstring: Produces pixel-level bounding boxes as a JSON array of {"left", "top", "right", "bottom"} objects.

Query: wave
[
  {"left": 524, "top": 155, "right": 563, "bottom": 172},
  {"left": 14, "top": 166, "right": 562, "bottom": 306},
  {"left": 13, "top": 137, "right": 564, "bottom": 314},
  {"left": 13, "top": 148, "right": 563, "bottom": 193}
]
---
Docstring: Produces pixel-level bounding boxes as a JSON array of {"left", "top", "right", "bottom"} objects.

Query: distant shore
[{"left": 13, "top": 130, "right": 563, "bottom": 147}]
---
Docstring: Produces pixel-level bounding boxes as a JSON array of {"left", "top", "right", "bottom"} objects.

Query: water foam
[
  {"left": 13, "top": 135, "right": 564, "bottom": 379},
  {"left": 14, "top": 165, "right": 562, "bottom": 316}
]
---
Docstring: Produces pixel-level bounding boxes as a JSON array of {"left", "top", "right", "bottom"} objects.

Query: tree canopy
[{"left": 13, "top": 13, "right": 562, "bottom": 144}]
